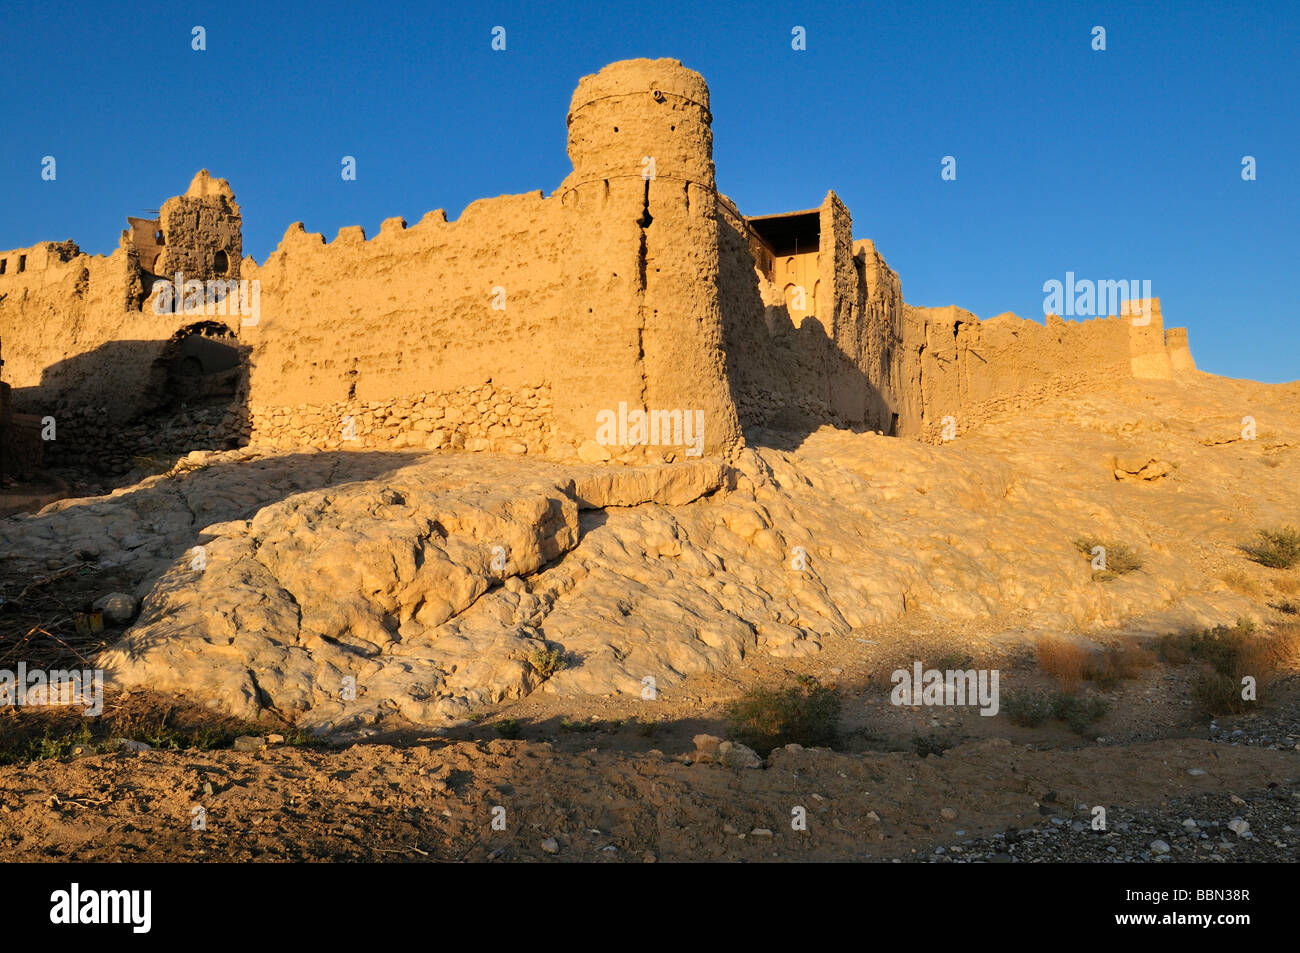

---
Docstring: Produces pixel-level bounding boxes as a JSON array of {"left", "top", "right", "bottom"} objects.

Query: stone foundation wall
[
  {"left": 249, "top": 382, "right": 552, "bottom": 454},
  {"left": 36, "top": 396, "right": 245, "bottom": 473}
]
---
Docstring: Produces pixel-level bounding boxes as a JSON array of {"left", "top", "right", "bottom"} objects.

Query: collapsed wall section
[
  {"left": 0, "top": 172, "right": 249, "bottom": 472},
  {"left": 151, "top": 169, "right": 243, "bottom": 288}
]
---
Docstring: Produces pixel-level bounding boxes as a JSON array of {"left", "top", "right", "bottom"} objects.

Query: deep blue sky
[{"left": 2, "top": 0, "right": 1295, "bottom": 382}]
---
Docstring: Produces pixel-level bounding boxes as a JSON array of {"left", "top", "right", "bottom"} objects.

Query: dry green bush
[
  {"left": 726, "top": 677, "right": 841, "bottom": 755},
  {"left": 1241, "top": 527, "right": 1300, "bottom": 569},
  {"left": 1074, "top": 537, "right": 1143, "bottom": 581}
]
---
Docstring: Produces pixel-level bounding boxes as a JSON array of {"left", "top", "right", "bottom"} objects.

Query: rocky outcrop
[{"left": 7, "top": 368, "right": 1287, "bottom": 734}]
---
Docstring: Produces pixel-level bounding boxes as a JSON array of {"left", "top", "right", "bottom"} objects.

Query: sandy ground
[{"left": 2, "top": 731, "right": 1294, "bottom": 863}]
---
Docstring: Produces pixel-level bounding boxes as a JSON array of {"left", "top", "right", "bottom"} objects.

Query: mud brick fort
[{"left": 0, "top": 58, "right": 1195, "bottom": 477}]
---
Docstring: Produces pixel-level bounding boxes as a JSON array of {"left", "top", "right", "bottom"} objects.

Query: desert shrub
[
  {"left": 1086, "top": 643, "right": 1157, "bottom": 690},
  {"left": 1268, "top": 623, "right": 1300, "bottom": 668},
  {"left": 528, "top": 647, "right": 566, "bottom": 678},
  {"left": 1050, "top": 692, "right": 1110, "bottom": 734},
  {"left": 1194, "top": 669, "right": 1248, "bottom": 715},
  {"left": 1156, "top": 632, "right": 1191, "bottom": 665},
  {"left": 1272, "top": 575, "right": 1300, "bottom": 596},
  {"left": 1074, "top": 536, "right": 1143, "bottom": 581},
  {"left": 494, "top": 718, "right": 522, "bottom": 739},
  {"left": 1002, "top": 688, "right": 1108, "bottom": 733},
  {"left": 1036, "top": 636, "right": 1088, "bottom": 693},
  {"left": 1183, "top": 619, "right": 1257, "bottom": 670},
  {"left": 725, "top": 677, "right": 841, "bottom": 754},
  {"left": 559, "top": 717, "right": 600, "bottom": 733},
  {"left": 13, "top": 725, "right": 95, "bottom": 764},
  {"left": 0, "top": 710, "right": 309, "bottom": 767},
  {"left": 1003, "top": 689, "right": 1054, "bottom": 727},
  {"left": 912, "top": 733, "right": 955, "bottom": 758},
  {"left": 1241, "top": 527, "right": 1300, "bottom": 569},
  {"left": 1221, "top": 570, "right": 1263, "bottom": 597},
  {"left": 1160, "top": 619, "right": 1296, "bottom": 714}
]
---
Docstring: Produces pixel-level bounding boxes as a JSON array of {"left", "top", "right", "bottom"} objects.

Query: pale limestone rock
[{"left": 577, "top": 440, "right": 611, "bottom": 464}]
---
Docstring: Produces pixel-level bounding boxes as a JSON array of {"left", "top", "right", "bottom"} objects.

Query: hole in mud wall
[
  {"left": 156, "top": 323, "right": 243, "bottom": 406},
  {"left": 213, "top": 249, "right": 229, "bottom": 275},
  {"left": 122, "top": 322, "right": 251, "bottom": 469}
]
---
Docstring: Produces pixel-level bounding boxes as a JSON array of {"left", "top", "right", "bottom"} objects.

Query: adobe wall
[
  {"left": 243, "top": 59, "right": 744, "bottom": 463},
  {"left": 0, "top": 170, "right": 247, "bottom": 421},
  {"left": 718, "top": 193, "right": 900, "bottom": 436},
  {"left": 718, "top": 198, "right": 846, "bottom": 432},
  {"left": 719, "top": 201, "right": 846, "bottom": 432},
  {"left": 0, "top": 241, "right": 169, "bottom": 428},
  {"left": 240, "top": 206, "right": 542, "bottom": 458},
  {"left": 240, "top": 191, "right": 568, "bottom": 455},
  {"left": 716, "top": 189, "right": 1193, "bottom": 444},
  {"left": 893, "top": 298, "right": 1197, "bottom": 439},
  {"left": 851, "top": 239, "right": 906, "bottom": 433},
  {"left": 1166, "top": 326, "right": 1197, "bottom": 372}
]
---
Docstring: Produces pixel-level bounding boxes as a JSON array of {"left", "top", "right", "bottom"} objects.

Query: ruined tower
[{"left": 554, "top": 58, "right": 740, "bottom": 460}]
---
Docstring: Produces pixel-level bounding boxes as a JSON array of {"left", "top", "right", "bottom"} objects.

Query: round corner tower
[
  {"left": 564, "top": 57, "right": 716, "bottom": 194},
  {"left": 553, "top": 58, "right": 740, "bottom": 461}
]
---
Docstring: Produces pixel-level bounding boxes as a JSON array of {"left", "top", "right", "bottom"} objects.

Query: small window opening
[
  {"left": 0, "top": 259, "right": 6, "bottom": 275},
  {"left": 213, "top": 250, "right": 230, "bottom": 275},
  {"left": 17, "top": 255, "right": 26, "bottom": 273}
]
